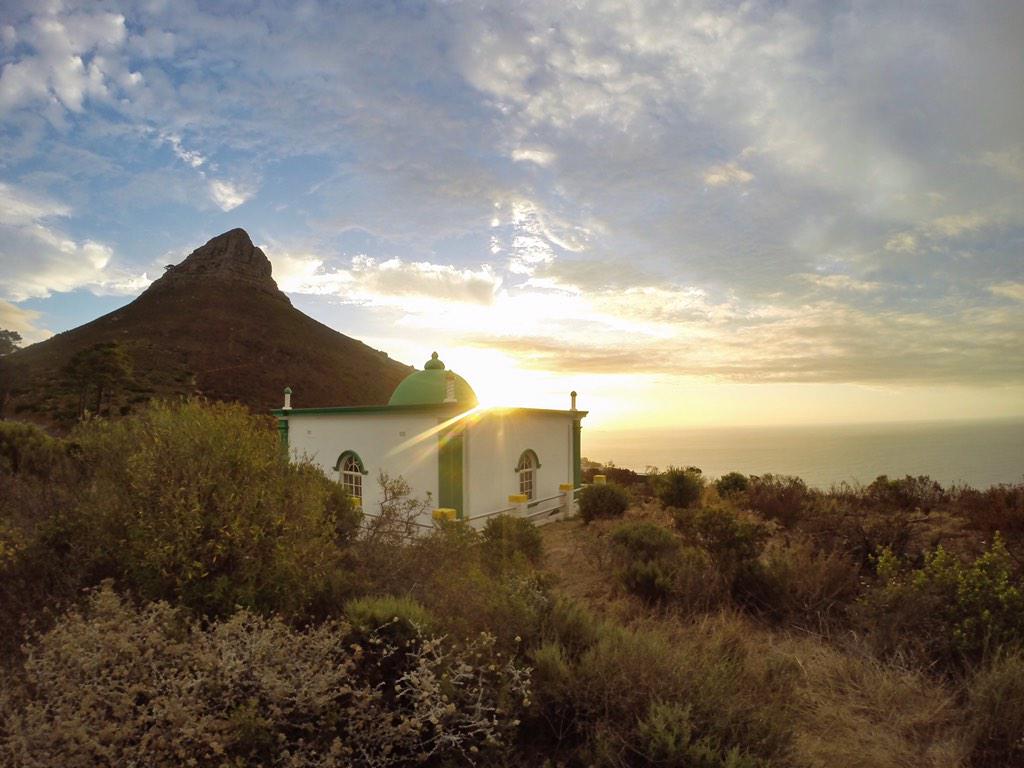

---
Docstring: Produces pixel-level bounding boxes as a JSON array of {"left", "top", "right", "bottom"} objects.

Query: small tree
[
  {"left": 62, "top": 342, "right": 132, "bottom": 418},
  {"left": 0, "top": 329, "right": 21, "bottom": 419},
  {"left": 656, "top": 466, "right": 705, "bottom": 509}
]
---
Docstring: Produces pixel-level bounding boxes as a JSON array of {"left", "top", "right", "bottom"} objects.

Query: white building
[{"left": 274, "top": 352, "right": 587, "bottom": 527}]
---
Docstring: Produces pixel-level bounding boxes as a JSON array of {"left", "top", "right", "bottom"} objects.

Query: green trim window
[
  {"left": 516, "top": 449, "right": 540, "bottom": 500},
  {"left": 334, "top": 450, "right": 368, "bottom": 506}
]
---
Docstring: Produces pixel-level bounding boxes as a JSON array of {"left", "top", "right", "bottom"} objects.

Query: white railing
[{"left": 357, "top": 486, "right": 581, "bottom": 541}]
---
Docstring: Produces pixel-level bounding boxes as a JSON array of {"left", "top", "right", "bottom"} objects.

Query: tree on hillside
[
  {"left": 0, "top": 330, "right": 21, "bottom": 357},
  {"left": 63, "top": 342, "right": 133, "bottom": 418},
  {"left": 0, "top": 329, "right": 22, "bottom": 419}
]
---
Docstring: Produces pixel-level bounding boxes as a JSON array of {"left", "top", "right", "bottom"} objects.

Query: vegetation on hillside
[{"left": 1, "top": 404, "right": 1023, "bottom": 767}]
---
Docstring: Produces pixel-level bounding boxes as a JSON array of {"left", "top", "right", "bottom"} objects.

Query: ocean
[{"left": 582, "top": 419, "right": 1024, "bottom": 490}]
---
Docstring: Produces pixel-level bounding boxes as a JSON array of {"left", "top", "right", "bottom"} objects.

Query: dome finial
[{"left": 424, "top": 351, "right": 445, "bottom": 370}]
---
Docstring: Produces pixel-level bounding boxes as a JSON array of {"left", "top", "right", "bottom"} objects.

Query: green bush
[
  {"left": 856, "top": 536, "right": 1024, "bottom": 669},
  {"left": 715, "top": 471, "right": 750, "bottom": 497},
  {"left": 655, "top": 465, "right": 705, "bottom": 509},
  {"left": 674, "top": 505, "right": 769, "bottom": 569},
  {"left": 865, "top": 474, "right": 946, "bottom": 512},
  {"left": 0, "top": 421, "right": 71, "bottom": 479},
  {"left": 481, "top": 513, "right": 544, "bottom": 565},
  {"left": 0, "top": 584, "right": 531, "bottom": 767},
  {"left": 68, "top": 399, "right": 347, "bottom": 618},
  {"left": 608, "top": 521, "right": 724, "bottom": 609},
  {"left": 610, "top": 521, "right": 679, "bottom": 561},
  {"left": 578, "top": 482, "right": 629, "bottom": 522},
  {"left": 345, "top": 594, "right": 435, "bottom": 641}
]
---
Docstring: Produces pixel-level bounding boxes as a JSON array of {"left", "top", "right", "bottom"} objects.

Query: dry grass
[{"left": 540, "top": 507, "right": 973, "bottom": 768}]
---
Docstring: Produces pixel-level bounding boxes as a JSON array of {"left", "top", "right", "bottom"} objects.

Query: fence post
[
  {"left": 508, "top": 494, "right": 528, "bottom": 518},
  {"left": 432, "top": 507, "right": 457, "bottom": 528},
  {"left": 559, "top": 483, "right": 574, "bottom": 518}
]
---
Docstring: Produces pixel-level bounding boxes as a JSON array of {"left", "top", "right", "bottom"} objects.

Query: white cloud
[
  {"left": 0, "top": 299, "right": 51, "bottom": 344},
  {"left": 208, "top": 180, "right": 253, "bottom": 211},
  {"left": 800, "top": 274, "right": 882, "bottom": 293},
  {"left": 0, "top": 11, "right": 127, "bottom": 114},
  {"left": 511, "top": 147, "right": 556, "bottom": 166},
  {"left": 703, "top": 162, "right": 754, "bottom": 187},
  {"left": 271, "top": 250, "right": 502, "bottom": 306},
  {"left": 990, "top": 282, "right": 1024, "bottom": 302},
  {"left": 0, "top": 181, "right": 147, "bottom": 301}
]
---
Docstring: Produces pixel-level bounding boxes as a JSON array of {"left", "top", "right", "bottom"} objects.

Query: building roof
[{"left": 387, "top": 352, "right": 478, "bottom": 408}]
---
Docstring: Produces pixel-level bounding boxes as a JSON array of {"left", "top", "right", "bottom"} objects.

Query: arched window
[
  {"left": 515, "top": 449, "right": 540, "bottom": 500},
  {"left": 334, "top": 451, "right": 368, "bottom": 506}
]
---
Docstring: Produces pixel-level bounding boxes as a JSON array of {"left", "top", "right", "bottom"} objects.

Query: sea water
[{"left": 582, "top": 419, "right": 1024, "bottom": 489}]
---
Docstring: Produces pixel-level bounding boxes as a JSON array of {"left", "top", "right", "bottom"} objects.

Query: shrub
[
  {"left": 655, "top": 465, "right": 705, "bottom": 509},
  {"left": 740, "top": 538, "right": 861, "bottom": 628},
  {"left": 345, "top": 594, "right": 435, "bottom": 644},
  {"left": 481, "top": 513, "right": 544, "bottom": 566},
  {"left": 856, "top": 536, "right": 1024, "bottom": 669},
  {"left": 578, "top": 482, "right": 629, "bottom": 522},
  {"left": 715, "top": 471, "right": 750, "bottom": 497},
  {"left": 0, "top": 583, "right": 531, "bottom": 767},
  {"left": 608, "top": 521, "right": 724, "bottom": 609},
  {"left": 746, "top": 474, "right": 808, "bottom": 527},
  {"left": 68, "top": 399, "right": 347, "bottom": 619},
  {"left": 0, "top": 421, "right": 71, "bottom": 479},
  {"left": 865, "top": 474, "right": 946, "bottom": 512},
  {"left": 955, "top": 483, "right": 1024, "bottom": 537},
  {"left": 530, "top": 614, "right": 797, "bottom": 767},
  {"left": 610, "top": 521, "right": 679, "bottom": 561},
  {"left": 967, "top": 649, "right": 1024, "bottom": 767},
  {"left": 674, "top": 505, "right": 769, "bottom": 569}
]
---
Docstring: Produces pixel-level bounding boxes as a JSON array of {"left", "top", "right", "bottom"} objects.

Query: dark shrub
[
  {"left": 578, "top": 483, "right": 629, "bottom": 522},
  {"left": 715, "top": 471, "right": 750, "bottom": 497},
  {"left": 482, "top": 513, "right": 543, "bottom": 565},
  {"left": 610, "top": 521, "right": 679, "bottom": 561},
  {"left": 746, "top": 474, "right": 808, "bottom": 526},
  {"left": 655, "top": 465, "right": 705, "bottom": 509},
  {"left": 955, "top": 483, "right": 1024, "bottom": 537},
  {"left": 609, "top": 522, "right": 722, "bottom": 609},
  {"left": 740, "top": 538, "right": 861, "bottom": 628},
  {"left": 0, "top": 421, "right": 71, "bottom": 479},
  {"left": 865, "top": 474, "right": 946, "bottom": 512},
  {"left": 674, "top": 505, "right": 769, "bottom": 568}
]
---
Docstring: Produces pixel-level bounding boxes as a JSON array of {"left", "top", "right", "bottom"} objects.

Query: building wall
[
  {"left": 285, "top": 411, "right": 440, "bottom": 523},
  {"left": 465, "top": 410, "right": 575, "bottom": 516}
]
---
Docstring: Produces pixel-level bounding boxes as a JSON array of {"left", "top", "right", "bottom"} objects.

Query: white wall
[
  {"left": 465, "top": 410, "right": 574, "bottom": 516},
  {"left": 285, "top": 411, "right": 440, "bottom": 524}
]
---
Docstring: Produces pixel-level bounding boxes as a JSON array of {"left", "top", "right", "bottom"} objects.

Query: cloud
[
  {"left": 990, "top": 282, "right": 1024, "bottom": 302},
  {"left": 703, "top": 162, "right": 754, "bottom": 187},
  {"left": 272, "top": 251, "right": 502, "bottom": 306},
  {"left": 0, "top": 181, "right": 148, "bottom": 301},
  {"left": 0, "top": 299, "right": 51, "bottom": 344},
  {"left": 208, "top": 180, "right": 253, "bottom": 211},
  {"left": 799, "top": 274, "right": 882, "bottom": 293},
  {"left": 0, "top": 10, "right": 129, "bottom": 114},
  {"left": 511, "top": 147, "right": 556, "bottom": 166}
]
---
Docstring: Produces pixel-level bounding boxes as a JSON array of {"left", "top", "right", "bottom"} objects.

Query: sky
[{"left": 1, "top": 0, "right": 1022, "bottom": 430}]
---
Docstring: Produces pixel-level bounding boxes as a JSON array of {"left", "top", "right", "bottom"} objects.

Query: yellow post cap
[
  {"left": 432, "top": 507, "right": 458, "bottom": 522},
  {"left": 559, "top": 483, "right": 574, "bottom": 491},
  {"left": 594, "top": 474, "right": 607, "bottom": 485},
  {"left": 508, "top": 494, "right": 529, "bottom": 504}
]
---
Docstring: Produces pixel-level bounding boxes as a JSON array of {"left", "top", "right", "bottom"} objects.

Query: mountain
[{"left": 1, "top": 228, "right": 412, "bottom": 426}]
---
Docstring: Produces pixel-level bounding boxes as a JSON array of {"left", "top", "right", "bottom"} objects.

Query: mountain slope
[{"left": 3, "top": 229, "right": 412, "bottom": 425}]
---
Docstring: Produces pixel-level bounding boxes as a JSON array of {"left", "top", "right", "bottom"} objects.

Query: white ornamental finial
[{"left": 283, "top": 386, "right": 292, "bottom": 411}]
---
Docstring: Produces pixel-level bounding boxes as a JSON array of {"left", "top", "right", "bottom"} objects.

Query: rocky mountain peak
[{"left": 147, "top": 228, "right": 289, "bottom": 303}]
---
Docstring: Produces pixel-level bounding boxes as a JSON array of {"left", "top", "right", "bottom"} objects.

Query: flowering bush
[{"left": 0, "top": 583, "right": 531, "bottom": 767}]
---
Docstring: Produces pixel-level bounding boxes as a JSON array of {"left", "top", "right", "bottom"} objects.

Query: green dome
[{"left": 388, "top": 352, "right": 478, "bottom": 408}]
